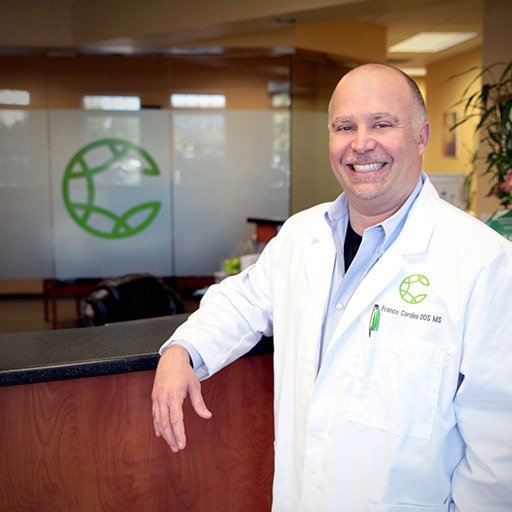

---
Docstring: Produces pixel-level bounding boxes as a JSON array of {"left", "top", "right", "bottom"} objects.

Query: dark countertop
[
  {"left": 0, "top": 314, "right": 273, "bottom": 387},
  {"left": 247, "top": 217, "right": 286, "bottom": 226}
]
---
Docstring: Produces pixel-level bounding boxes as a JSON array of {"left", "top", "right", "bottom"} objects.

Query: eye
[{"left": 334, "top": 124, "right": 353, "bottom": 132}]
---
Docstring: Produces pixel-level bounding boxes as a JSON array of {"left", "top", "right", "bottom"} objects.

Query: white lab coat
[{"left": 164, "top": 177, "right": 512, "bottom": 511}]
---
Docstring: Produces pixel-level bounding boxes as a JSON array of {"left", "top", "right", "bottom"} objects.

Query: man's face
[{"left": 328, "top": 67, "right": 430, "bottom": 220}]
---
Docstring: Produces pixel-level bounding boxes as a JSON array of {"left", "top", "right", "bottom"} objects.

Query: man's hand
[{"left": 151, "top": 344, "right": 212, "bottom": 452}]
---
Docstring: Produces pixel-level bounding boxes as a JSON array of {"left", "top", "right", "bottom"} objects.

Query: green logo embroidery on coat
[{"left": 399, "top": 274, "right": 430, "bottom": 304}]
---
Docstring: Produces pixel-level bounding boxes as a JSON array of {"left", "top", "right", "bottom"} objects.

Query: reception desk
[
  {"left": 247, "top": 217, "right": 285, "bottom": 244},
  {"left": 0, "top": 315, "right": 274, "bottom": 511}
]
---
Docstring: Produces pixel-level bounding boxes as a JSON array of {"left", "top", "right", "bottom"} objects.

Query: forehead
[{"left": 330, "top": 68, "right": 412, "bottom": 119}]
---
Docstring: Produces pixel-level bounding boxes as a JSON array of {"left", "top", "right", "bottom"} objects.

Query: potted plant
[
  {"left": 452, "top": 60, "right": 512, "bottom": 209},
  {"left": 451, "top": 61, "right": 512, "bottom": 239}
]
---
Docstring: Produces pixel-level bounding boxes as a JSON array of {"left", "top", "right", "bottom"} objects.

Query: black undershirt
[{"left": 344, "top": 222, "right": 362, "bottom": 272}]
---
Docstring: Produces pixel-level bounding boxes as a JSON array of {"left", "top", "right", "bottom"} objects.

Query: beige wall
[
  {"left": 294, "top": 19, "right": 386, "bottom": 64},
  {"left": 0, "top": 54, "right": 289, "bottom": 110},
  {"left": 424, "top": 48, "right": 481, "bottom": 176},
  {"left": 423, "top": 0, "right": 512, "bottom": 220},
  {"left": 192, "top": 18, "right": 386, "bottom": 66},
  {"left": 424, "top": 48, "right": 481, "bottom": 211}
]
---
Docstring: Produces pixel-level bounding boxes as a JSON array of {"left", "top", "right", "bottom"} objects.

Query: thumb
[{"left": 189, "top": 386, "right": 213, "bottom": 419}]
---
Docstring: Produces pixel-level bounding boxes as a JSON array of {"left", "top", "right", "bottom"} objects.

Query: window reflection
[
  {"left": 174, "top": 112, "right": 226, "bottom": 159},
  {"left": 171, "top": 94, "right": 226, "bottom": 109},
  {"left": 0, "top": 89, "right": 30, "bottom": 106},
  {"left": 83, "top": 96, "right": 140, "bottom": 111}
]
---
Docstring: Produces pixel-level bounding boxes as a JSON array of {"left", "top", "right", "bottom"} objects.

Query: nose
[{"left": 351, "top": 127, "right": 376, "bottom": 153}]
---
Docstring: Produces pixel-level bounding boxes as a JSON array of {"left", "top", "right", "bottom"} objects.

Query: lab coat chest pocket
[{"left": 348, "top": 336, "right": 448, "bottom": 440}]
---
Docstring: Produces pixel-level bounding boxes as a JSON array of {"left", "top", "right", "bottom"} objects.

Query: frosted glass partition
[
  {"left": 0, "top": 109, "right": 290, "bottom": 279},
  {"left": 0, "top": 110, "right": 53, "bottom": 278},
  {"left": 173, "top": 110, "right": 290, "bottom": 275},
  {"left": 49, "top": 111, "right": 173, "bottom": 279}
]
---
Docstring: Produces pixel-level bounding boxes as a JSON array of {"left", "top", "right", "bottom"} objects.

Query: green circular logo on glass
[
  {"left": 62, "top": 138, "right": 161, "bottom": 239},
  {"left": 399, "top": 274, "right": 430, "bottom": 304}
]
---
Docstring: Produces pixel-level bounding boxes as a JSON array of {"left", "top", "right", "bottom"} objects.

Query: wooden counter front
[{"left": 0, "top": 355, "right": 274, "bottom": 512}]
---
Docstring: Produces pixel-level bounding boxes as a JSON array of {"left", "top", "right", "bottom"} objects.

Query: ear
[{"left": 417, "top": 122, "right": 430, "bottom": 156}]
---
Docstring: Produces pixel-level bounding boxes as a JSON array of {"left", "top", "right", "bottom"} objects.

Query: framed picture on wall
[{"left": 442, "top": 111, "right": 458, "bottom": 157}]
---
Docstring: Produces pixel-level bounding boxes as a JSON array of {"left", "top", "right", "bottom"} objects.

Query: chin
[{"left": 350, "top": 181, "right": 385, "bottom": 200}]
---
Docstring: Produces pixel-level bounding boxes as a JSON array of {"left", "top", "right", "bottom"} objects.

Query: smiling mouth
[{"left": 350, "top": 162, "right": 386, "bottom": 172}]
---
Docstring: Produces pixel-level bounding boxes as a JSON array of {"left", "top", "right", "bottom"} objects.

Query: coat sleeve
[
  {"left": 452, "top": 247, "right": 512, "bottom": 510},
  {"left": 160, "top": 237, "right": 276, "bottom": 380}
]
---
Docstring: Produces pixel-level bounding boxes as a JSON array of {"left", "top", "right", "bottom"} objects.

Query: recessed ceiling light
[
  {"left": 389, "top": 32, "right": 478, "bottom": 53},
  {"left": 400, "top": 68, "right": 427, "bottom": 77}
]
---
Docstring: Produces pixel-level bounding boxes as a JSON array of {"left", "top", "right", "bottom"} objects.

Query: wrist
[{"left": 162, "top": 343, "right": 193, "bottom": 367}]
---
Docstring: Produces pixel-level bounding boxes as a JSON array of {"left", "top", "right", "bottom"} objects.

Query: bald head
[{"left": 329, "top": 63, "right": 427, "bottom": 139}]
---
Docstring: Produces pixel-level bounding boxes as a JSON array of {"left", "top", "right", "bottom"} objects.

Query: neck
[
  {"left": 347, "top": 175, "right": 422, "bottom": 234},
  {"left": 348, "top": 203, "right": 403, "bottom": 235}
]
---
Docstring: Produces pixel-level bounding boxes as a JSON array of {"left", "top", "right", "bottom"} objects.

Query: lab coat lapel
[
  {"left": 304, "top": 225, "right": 336, "bottom": 328},
  {"left": 329, "top": 179, "right": 440, "bottom": 341},
  {"left": 334, "top": 245, "right": 404, "bottom": 337}
]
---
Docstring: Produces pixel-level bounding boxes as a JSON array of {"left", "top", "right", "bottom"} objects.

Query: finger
[
  {"left": 168, "top": 400, "right": 187, "bottom": 451},
  {"left": 152, "top": 399, "right": 162, "bottom": 437},
  {"left": 152, "top": 401, "right": 178, "bottom": 450},
  {"left": 189, "top": 383, "right": 213, "bottom": 420}
]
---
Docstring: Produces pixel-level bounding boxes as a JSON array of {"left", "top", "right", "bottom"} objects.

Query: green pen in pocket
[{"left": 368, "top": 304, "right": 380, "bottom": 337}]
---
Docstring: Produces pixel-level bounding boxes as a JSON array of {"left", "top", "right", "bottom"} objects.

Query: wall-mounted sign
[{"left": 62, "top": 138, "right": 162, "bottom": 239}]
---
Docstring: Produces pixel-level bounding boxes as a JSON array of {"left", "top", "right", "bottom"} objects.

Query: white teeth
[{"left": 352, "top": 163, "right": 385, "bottom": 172}]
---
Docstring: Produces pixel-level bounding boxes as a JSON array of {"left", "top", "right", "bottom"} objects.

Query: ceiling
[
  {"left": 358, "top": 0, "right": 483, "bottom": 70},
  {"left": 0, "top": 0, "right": 483, "bottom": 72}
]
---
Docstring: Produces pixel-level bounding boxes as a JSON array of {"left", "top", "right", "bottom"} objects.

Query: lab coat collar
[
  {"left": 310, "top": 175, "right": 441, "bottom": 355},
  {"left": 305, "top": 172, "right": 439, "bottom": 253},
  {"left": 393, "top": 175, "right": 440, "bottom": 255}
]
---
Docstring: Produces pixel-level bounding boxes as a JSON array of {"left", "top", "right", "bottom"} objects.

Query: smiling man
[
  {"left": 328, "top": 64, "right": 430, "bottom": 232},
  {"left": 152, "top": 63, "right": 512, "bottom": 511}
]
